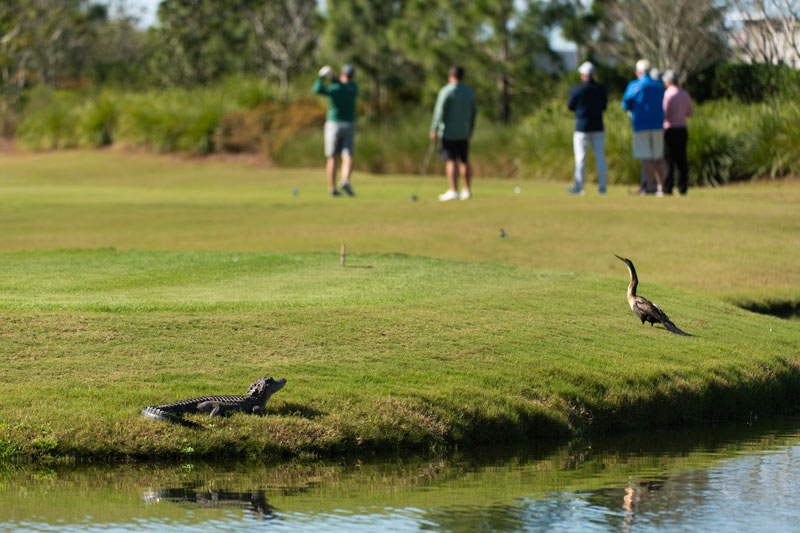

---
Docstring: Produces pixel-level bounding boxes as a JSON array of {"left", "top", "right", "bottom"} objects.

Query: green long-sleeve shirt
[
  {"left": 430, "top": 82, "right": 477, "bottom": 140},
  {"left": 313, "top": 76, "right": 358, "bottom": 122}
]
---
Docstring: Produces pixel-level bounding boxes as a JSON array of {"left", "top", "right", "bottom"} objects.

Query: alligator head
[{"left": 247, "top": 377, "right": 287, "bottom": 405}]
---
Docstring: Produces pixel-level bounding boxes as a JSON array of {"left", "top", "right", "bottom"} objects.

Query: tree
[
  {"left": 1, "top": 1, "right": 33, "bottom": 113},
  {"left": 729, "top": 0, "right": 800, "bottom": 66},
  {"left": 594, "top": 0, "right": 730, "bottom": 82},
  {"left": 244, "top": 0, "right": 319, "bottom": 99},
  {"left": 323, "top": 0, "right": 409, "bottom": 115},
  {"left": 559, "top": 0, "right": 600, "bottom": 63},
  {"left": 152, "top": 0, "right": 252, "bottom": 86},
  {"left": 1, "top": 0, "right": 97, "bottom": 114},
  {"left": 391, "top": 0, "right": 565, "bottom": 122}
]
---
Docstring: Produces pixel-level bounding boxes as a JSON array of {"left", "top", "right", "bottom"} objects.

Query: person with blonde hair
[{"left": 622, "top": 59, "right": 666, "bottom": 196}]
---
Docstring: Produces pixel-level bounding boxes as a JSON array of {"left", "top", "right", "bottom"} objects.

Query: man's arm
[
  {"left": 430, "top": 88, "right": 446, "bottom": 139},
  {"left": 312, "top": 76, "right": 329, "bottom": 95},
  {"left": 469, "top": 92, "right": 477, "bottom": 137},
  {"left": 621, "top": 81, "right": 636, "bottom": 112},
  {"left": 567, "top": 86, "right": 579, "bottom": 111}
]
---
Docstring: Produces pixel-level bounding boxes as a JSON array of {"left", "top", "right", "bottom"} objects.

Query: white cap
[{"left": 578, "top": 61, "right": 595, "bottom": 76}]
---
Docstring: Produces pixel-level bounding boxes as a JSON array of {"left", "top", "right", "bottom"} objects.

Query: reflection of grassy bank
[
  {"left": 0, "top": 151, "right": 798, "bottom": 463},
  {"left": 2, "top": 417, "right": 800, "bottom": 522}
]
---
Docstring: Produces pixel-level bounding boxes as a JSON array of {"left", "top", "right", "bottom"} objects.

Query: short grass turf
[{"left": 0, "top": 151, "right": 799, "bottom": 462}]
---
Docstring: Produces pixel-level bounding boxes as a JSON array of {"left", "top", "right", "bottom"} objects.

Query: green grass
[{"left": 0, "top": 151, "right": 798, "bottom": 463}]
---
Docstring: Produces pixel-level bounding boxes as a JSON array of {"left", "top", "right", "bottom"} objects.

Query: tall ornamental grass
[
  {"left": 16, "top": 78, "right": 278, "bottom": 154},
  {"left": 13, "top": 83, "right": 800, "bottom": 184},
  {"left": 16, "top": 89, "right": 82, "bottom": 150},
  {"left": 115, "top": 89, "right": 229, "bottom": 153}
]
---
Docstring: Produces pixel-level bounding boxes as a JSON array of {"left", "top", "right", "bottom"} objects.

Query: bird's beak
[{"left": 614, "top": 254, "right": 625, "bottom": 262}]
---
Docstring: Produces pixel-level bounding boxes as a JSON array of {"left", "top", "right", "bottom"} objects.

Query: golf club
[{"left": 410, "top": 140, "right": 436, "bottom": 202}]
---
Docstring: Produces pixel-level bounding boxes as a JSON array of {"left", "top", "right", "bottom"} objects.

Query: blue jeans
[{"left": 573, "top": 131, "right": 607, "bottom": 192}]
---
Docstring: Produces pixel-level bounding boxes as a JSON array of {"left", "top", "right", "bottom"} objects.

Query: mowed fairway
[{"left": 0, "top": 151, "right": 799, "bottom": 462}]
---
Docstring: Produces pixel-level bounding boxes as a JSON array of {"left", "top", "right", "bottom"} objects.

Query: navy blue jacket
[{"left": 568, "top": 80, "right": 607, "bottom": 132}]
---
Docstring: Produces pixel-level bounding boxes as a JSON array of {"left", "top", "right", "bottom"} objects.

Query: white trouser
[{"left": 573, "top": 131, "right": 607, "bottom": 192}]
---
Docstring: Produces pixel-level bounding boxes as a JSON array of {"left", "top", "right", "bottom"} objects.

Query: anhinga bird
[{"left": 614, "top": 254, "right": 690, "bottom": 336}]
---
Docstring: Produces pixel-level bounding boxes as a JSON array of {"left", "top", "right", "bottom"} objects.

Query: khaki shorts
[
  {"left": 324, "top": 121, "right": 355, "bottom": 157},
  {"left": 633, "top": 129, "right": 664, "bottom": 159}
]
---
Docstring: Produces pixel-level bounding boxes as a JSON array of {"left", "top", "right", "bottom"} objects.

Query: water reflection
[
  {"left": 141, "top": 485, "right": 277, "bottom": 521},
  {"left": 2, "top": 416, "right": 800, "bottom": 532}
]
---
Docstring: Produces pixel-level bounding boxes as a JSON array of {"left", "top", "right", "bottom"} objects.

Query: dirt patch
[{"left": 0, "top": 137, "right": 16, "bottom": 153}]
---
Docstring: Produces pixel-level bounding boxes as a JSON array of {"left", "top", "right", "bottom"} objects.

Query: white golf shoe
[{"left": 438, "top": 189, "right": 459, "bottom": 201}]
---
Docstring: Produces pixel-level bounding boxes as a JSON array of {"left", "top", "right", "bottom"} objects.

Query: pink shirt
[{"left": 663, "top": 85, "right": 693, "bottom": 129}]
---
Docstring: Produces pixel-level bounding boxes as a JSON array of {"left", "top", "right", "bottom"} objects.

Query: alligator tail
[{"left": 141, "top": 406, "right": 175, "bottom": 422}]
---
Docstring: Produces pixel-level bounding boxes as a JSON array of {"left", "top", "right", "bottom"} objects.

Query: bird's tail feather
[{"left": 662, "top": 320, "right": 690, "bottom": 336}]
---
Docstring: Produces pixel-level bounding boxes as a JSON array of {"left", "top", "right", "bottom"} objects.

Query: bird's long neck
[{"left": 626, "top": 263, "right": 638, "bottom": 299}]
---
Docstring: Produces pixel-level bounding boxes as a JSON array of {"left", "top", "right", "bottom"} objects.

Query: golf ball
[{"left": 514, "top": 186, "right": 521, "bottom": 194}]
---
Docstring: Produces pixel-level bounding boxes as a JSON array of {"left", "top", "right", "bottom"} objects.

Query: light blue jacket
[{"left": 622, "top": 75, "right": 665, "bottom": 131}]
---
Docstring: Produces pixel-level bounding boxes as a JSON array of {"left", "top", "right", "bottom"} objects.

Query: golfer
[
  {"left": 313, "top": 64, "right": 358, "bottom": 197},
  {"left": 430, "top": 65, "right": 477, "bottom": 201}
]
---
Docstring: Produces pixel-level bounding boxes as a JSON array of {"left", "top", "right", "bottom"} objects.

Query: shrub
[
  {"left": 116, "top": 88, "right": 232, "bottom": 154},
  {"left": 16, "top": 89, "right": 81, "bottom": 150},
  {"left": 214, "top": 99, "right": 325, "bottom": 157},
  {"left": 516, "top": 101, "right": 573, "bottom": 180},
  {"left": 742, "top": 101, "right": 800, "bottom": 179},
  {"left": 687, "top": 62, "right": 800, "bottom": 103},
  {"left": 76, "top": 90, "right": 118, "bottom": 147}
]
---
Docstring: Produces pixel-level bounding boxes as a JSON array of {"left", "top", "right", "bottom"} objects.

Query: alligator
[{"left": 141, "top": 377, "right": 287, "bottom": 423}]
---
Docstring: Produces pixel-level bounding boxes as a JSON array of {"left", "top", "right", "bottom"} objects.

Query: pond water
[{"left": 2, "top": 416, "right": 800, "bottom": 532}]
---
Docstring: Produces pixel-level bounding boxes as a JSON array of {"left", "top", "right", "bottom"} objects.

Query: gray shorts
[
  {"left": 324, "top": 121, "right": 355, "bottom": 158},
  {"left": 633, "top": 129, "right": 664, "bottom": 160}
]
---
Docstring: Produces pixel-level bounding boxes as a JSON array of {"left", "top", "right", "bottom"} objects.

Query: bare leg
[
  {"left": 654, "top": 158, "right": 666, "bottom": 192},
  {"left": 458, "top": 161, "right": 471, "bottom": 193},
  {"left": 340, "top": 155, "right": 353, "bottom": 184},
  {"left": 643, "top": 159, "right": 664, "bottom": 193},
  {"left": 326, "top": 156, "right": 337, "bottom": 192},
  {"left": 446, "top": 160, "right": 459, "bottom": 192}
]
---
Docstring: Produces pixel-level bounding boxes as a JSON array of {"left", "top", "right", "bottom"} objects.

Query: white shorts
[
  {"left": 633, "top": 129, "right": 664, "bottom": 160},
  {"left": 324, "top": 121, "right": 355, "bottom": 158}
]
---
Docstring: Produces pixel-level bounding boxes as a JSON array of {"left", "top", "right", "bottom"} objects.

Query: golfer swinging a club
[
  {"left": 314, "top": 64, "right": 358, "bottom": 197},
  {"left": 430, "top": 65, "right": 477, "bottom": 201}
]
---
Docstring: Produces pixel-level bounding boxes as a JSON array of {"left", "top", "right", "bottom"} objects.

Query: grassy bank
[{"left": 0, "top": 151, "right": 798, "bottom": 463}]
